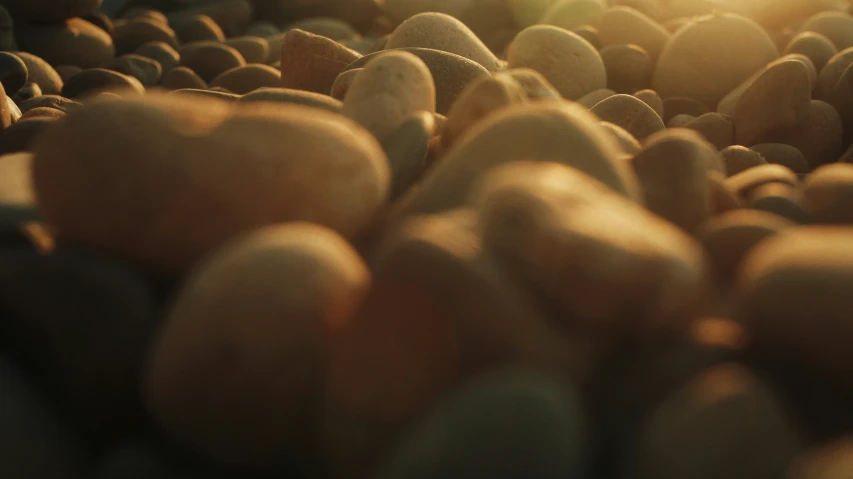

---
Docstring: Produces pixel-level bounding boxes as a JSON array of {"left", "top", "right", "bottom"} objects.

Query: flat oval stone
[
  {"left": 12, "top": 52, "right": 62, "bottom": 95},
  {"left": 279, "top": 28, "right": 361, "bottom": 95},
  {"left": 343, "top": 47, "right": 490, "bottom": 115},
  {"left": 160, "top": 66, "right": 206, "bottom": 90},
  {"left": 590, "top": 93, "right": 665, "bottom": 141},
  {"left": 61, "top": 68, "right": 145, "bottom": 99},
  {"left": 105, "top": 54, "right": 162, "bottom": 86},
  {"left": 224, "top": 36, "right": 269, "bottom": 65},
  {"left": 135, "top": 41, "right": 180, "bottom": 73},
  {"left": 210, "top": 64, "right": 281, "bottom": 95},
  {"left": 173, "top": 14, "right": 224, "bottom": 44},
  {"left": 15, "top": 18, "right": 115, "bottom": 69},
  {"left": 112, "top": 18, "right": 179, "bottom": 55},
  {"left": 238, "top": 87, "right": 343, "bottom": 113},
  {"left": 179, "top": 41, "right": 246, "bottom": 83},
  {"left": 31, "top": 96, "right": 390, "bottom": 272}
]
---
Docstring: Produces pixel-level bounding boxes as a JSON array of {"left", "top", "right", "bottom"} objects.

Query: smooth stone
[
  {"left": 0, "top": 52, "right": 27, "bottom": 95},
  {"left": 61, "top": 68, "right": 145, "bottom": 99},
  {"left": 12, "top": 52, "right": 62, "bottom": 95}
]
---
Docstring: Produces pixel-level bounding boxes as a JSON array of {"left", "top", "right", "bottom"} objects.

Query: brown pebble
[
  {"left": 224, "top": 37, "right": 270, "bottom": 65},
  {"left": 748, "top": 183, "right": 811, "bottom": 224},
  {"left": 632, "top": 89, "right": 662, "bottom": 117},
  {"left": 12, "top": 52, "right": 62, "bottom": 95},
  {"left": 818, "top": 47, "right": 853, "bottom": 94},
  {"left": 112, "top": 18, "right": 179, "bottom": 56},
  {"left": 442, "top": 73, "right": 527, "bottom": 151},
  {"left": 721, "top": 146, "right": 767, "bottom": 177},
  {"left": 161, "top": 66, "right": 207, "bottom": 90},
  {"left": 210, "top": 64, "right": 281, "bottom": 95},
  {"left": 590, "top": 93, "right": 665, "bottom": 141},
  {"left": 391, "top": 102, "right": 642, "bottom": 220},
  {"left": 61, "top": 68, "right": 145, "bottom": 99},
  {"left": 330, "top": 68, "right": 360, "bottom": 101},
  {"left": 761, "top": 100, "right": 843, "bottom": 169},
  {"left": 600, "top": 44, "right": 653, "bottom": 94},
  {"left": 599, "top": 6, "right": 670, "bottom": 60},
  {"left": 576, "top": 88, "right": 616, "bottom": 109},
  {"left": 472, "top": 160, "right": 705, "bottom": 331},
  {"left": 801, "top": 11, "right": 853, "bottom": 51},
  {"left": 105, "top": 54, "right": 163, "bottom": 86},
  {"left": 784, "top": 31, "right": 838, "bottom": 73},
  {"left": 505, "top": 68, "right": 561, "bottom": 101},
  {"left": 238, "top": 87, "right": 343, "bottom": 113},
  {"left": 733, "top": 59, "right": 811, "bottom": 147},
  {"left": 18, "top": 95, "right": 80, "bottom": 114},
  {"left": 749, "top": 144, "right": 810, "bottom": 175},
  {"left": 174, "top": 14, "right": 225, "bottom": 44},
  {"left": 135, "top": 41, "right": 180, "bottom": 73},
  {"left": 507, "top": 25, "right": 606, "bottom": 101},
  {"left": 802, "top": 163, "right": 853, "bottom": 225},
  {"left": 343, "top": 50, "right": 436, "bottom": 141},
  {"left": 738, "top": 227, "right": 853, "bottom": 394},
  {"left": 279, "top": 29, "right": 361, "bottom": 95},
  {"left": 663, "top": 96, "right": 709, "bottom": 123},
  {"left": 684, "top": 113, "right": 734, "bottom": 150},
  {"left": 630, "top": 129, "right": 716, "bottom": 232},
  {"left": 726, "top": 164, "right": 799, "bottom": 199},
  {"left": 696, "top": 209, "right": 794, "bottom": 282},
  {"left": 179, "top": 41, "right": 246, "bottom": 83},
  {"left": 633, "top": 364, "right": 804, "bottom": 479},
  {"left": 15, "top": 18, "right": 115, "bottom": 70},
  {"left": 385, "top": 12, "right": 501, "bottom": 72},
  {"left": 21, "top": 106, "right": 66, "bottom": 120},
  {"left": 343, "top": 47, "right": 490, "bottom": 115},
  {"left": 382, "top": 111, "right": 435, "bottom": 200},
  {"left": 31, "top": 96, "right": 390, "bottom": 272}
]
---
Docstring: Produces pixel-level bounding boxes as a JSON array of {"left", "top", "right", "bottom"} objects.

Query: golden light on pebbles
[
  {"left": 31, "top": 94, "right": 390, "bottom": 273},
  {"left": 469, "top": 161, "right": 707, "bottom": 333},
  {"left": 145, "top": 223, "right": 371, "bottom": 468}
]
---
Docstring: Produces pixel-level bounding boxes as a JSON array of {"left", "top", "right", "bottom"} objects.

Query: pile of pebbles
[{"left": 4, "top": 0, "right": 853, "bottom": 477}]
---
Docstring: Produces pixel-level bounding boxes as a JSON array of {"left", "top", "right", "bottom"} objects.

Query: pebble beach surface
[{"left": 2, "top": 0, "right": 853, "bottom": 478}]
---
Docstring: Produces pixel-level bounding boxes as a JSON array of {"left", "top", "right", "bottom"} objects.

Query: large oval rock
[
  {"left": 507, "top": 25, "right": 606, "bottom": 101},
  {"left": 389, "top": 102, "right": 642, "bottom": 220},
  {"left": 653, "top": 12, "right": 779, "bottom": 109},
  {"left": 343, "top": 47, "right": 489, "bottom": 115},
  {"left": 14, "top": 18, "right": 114, "bottom": 69},
  {"left": 32, "top": 95, "right": 390, "bottom": 273},
  {"left": 146, "top": 223, "right": 370, "bottom": 468}
]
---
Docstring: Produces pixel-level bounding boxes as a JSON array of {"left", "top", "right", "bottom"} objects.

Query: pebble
[
  {"left": 0, "top": 52, "right": 26, "bottom": 95},
  {"left": 173, "top": 14, "right": 225, "bottom": 44},
  {"left": 135, "top": 41, "right": 181, "bottom": 73},
  {"left": 385, "top": 12, "right": 501, "bottom": 72},
  {"left": 748, "top": 182, "right": 811, "bottom": 224},
  {"left": 590, "top": 93, "right": 666, "bottom": 141},
  {"left": 17, "top": 94, "right": 80, "bottom": 114},
  {"left": 179, "top": 41, "right": 246, "bottom": 83},
  {"left": 739, "top": 228, "right": 853, "bottom": 393},
  {"left": 507, "top": 25, "right": 606, "bottom": 101},
  {"left": 784, "top": 31, "right": 838, "bottom": 73},
  {"left": 224, "top": 36, "right": 270, "bottom": 65},
  {"left": 238, "top": 87, "right": 343, "bottom": 113},
  {"left": 146, "top": 222, "right": 370, "bottom": 468},
  {"left": 166, "top": 0, "right": 252, "bottom": 38},
  {"left": 721, "top": 145, "right": 768, "bottom": 176},
  {"left": 12, "top": 52, "right": 62, "bottom": 95},
  {"left": 161, "top": 66, "right": 207, "bottom": 90},
  {"left": 279, "top": 28, "right": 361, "bottom": 95},
  {"left": 105, "top": 54, "right": 163, "bottom": 86},
  {"left": 61, "top": 68, "right": 145, "bottom": 99},
  {"left": 684, "top": 113, "right": 734, "bottom": 150},
  {"left": 803, "top": 163, "right": 853, "bottom": 225},
  {"left": 31, "top": 96, "right": 390, "bottom": 272},
  {"left": 209, "top": 64, "right": 281, "bottom": 95},
  {"left": 112, "top": 18, "right": 180, "bottom": 56},
  {"left": 282, "top": 17, "right": 359, "bottom": 42},
  {"left": 10, "top": 82, "right": 40, "bottom": 104},
  {"left": 750, "top": 143, "right": 811, "bottom": 175},
  {"left": 343, "top": 47, "right": 490, "bottom": 115}
]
